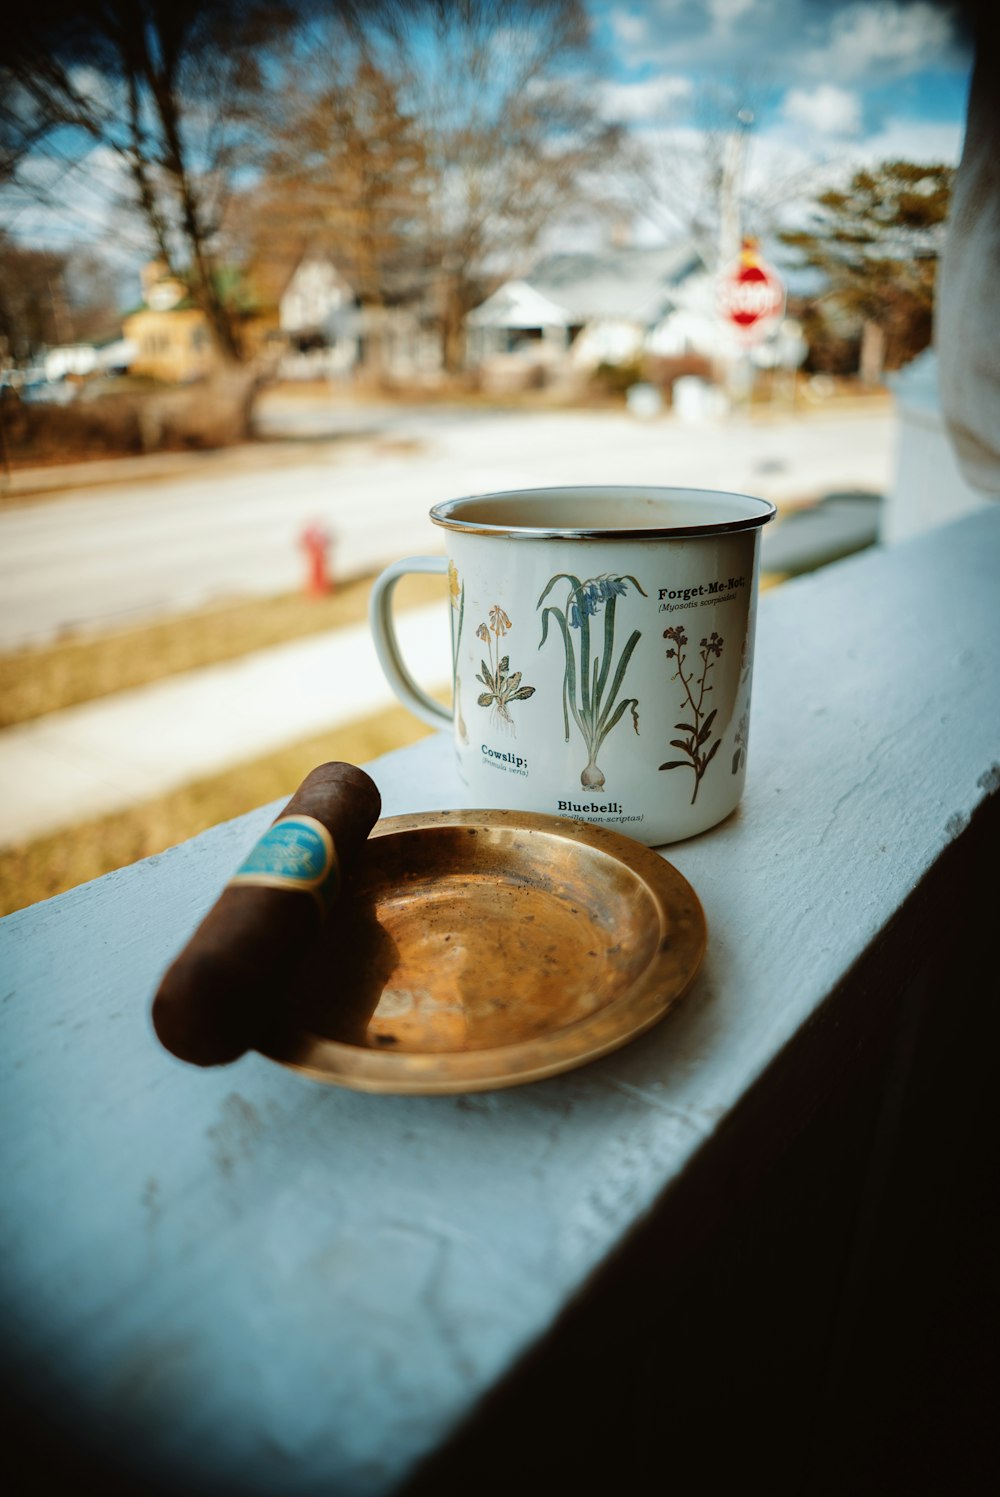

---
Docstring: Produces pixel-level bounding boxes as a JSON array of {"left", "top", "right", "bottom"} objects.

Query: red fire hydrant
[{"left": 300, "top": 521, "right": 334, "bottom": 597}]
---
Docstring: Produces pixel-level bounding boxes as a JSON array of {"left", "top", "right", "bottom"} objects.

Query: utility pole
[
  {"left": 718, "top": 108, "right": 752, "bottom": 273},
  {"left": 718, "top": 107, "right": 755, "bottom": 409}
]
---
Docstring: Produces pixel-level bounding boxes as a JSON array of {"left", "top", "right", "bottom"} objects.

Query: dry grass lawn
[
  {"left": 0, "top": 569, "right": 445, "bottom": 728},
  {"left": 0, "top": 569, "right": 449, "bottom": 915},
  {"left": 0, "top": 702, "right": 440, "bottom": 917}
]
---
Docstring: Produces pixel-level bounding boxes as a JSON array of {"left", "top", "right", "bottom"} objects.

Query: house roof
[
  {"left": 467, "top": 280, "right": 572, "bottom": 330},
  {"left": 470, "top": 242, "right": 705, "bottom": 329}
]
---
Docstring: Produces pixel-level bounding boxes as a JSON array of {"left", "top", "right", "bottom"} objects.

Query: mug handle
[{"left": 369, "top": 556, "right": 453, "bottom": 730}]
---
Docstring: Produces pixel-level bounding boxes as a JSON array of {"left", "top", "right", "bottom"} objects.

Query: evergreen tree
[{"left": 780, "top": 161, "right": 954, "bottom": 372}]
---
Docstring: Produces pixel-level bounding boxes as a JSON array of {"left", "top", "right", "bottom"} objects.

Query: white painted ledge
[{"left": 1, "top": 507, "right": 998, "bottom": 1496}]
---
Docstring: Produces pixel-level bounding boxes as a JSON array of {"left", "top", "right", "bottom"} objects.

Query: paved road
[{"left": 0, "top": 400, "right": 897, "bottom": 649}]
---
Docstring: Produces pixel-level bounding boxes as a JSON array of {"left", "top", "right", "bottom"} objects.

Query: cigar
[{"left": 152, "top": 762, "right": 381, "bottom": 1066}]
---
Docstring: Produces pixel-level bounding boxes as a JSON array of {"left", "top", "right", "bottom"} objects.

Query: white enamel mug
[{"left": 370, "top": 486, "right": 775, "bottom": 846}]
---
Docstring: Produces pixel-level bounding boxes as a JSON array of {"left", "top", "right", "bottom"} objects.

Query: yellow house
[
  {"left": 122, "top": 264, "right": 215, "bottom": 382},
  {"left": 123, "top": 260, "right": 278, "bottom": 381},
  {"left": 123, "top": 304, "right": 216, "bottom": 383}
]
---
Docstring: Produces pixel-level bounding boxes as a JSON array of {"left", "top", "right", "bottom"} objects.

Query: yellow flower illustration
[
  {"left": 448, "top": 561, "right": 461, "bottom": 606},
  {"left": 475, "top": 604, "right": 535, "bottom": 735}
]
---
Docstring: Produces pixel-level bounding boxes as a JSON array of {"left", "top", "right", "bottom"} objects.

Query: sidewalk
[
  {"left": 0, "top": 604, "right": 450, "bottom": 849},
  {"left": 0, "top": 432, "right": 386, "bottom": 502}
]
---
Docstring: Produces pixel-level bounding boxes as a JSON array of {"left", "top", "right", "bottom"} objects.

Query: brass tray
[{"left": 258, "top": 810, "right": 707, "bottom": 1094}]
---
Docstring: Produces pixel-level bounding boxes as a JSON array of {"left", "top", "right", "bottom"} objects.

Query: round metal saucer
[{"left": 257, "top": 810, "right": 707, "bottom": 1094}]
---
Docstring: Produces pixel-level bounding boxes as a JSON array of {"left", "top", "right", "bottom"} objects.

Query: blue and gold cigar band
[{"left": 229, "top": 815, "right": 340, "bottom": 913}]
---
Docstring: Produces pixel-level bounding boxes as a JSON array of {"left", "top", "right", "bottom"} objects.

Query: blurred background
[{"left": 0, "top": 0, "right": 986, "bottom": 913}]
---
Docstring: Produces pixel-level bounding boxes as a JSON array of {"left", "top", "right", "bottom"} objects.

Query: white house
[
  {"left": 277, "top": 253, "right": 440, "bottom": 380},
  {"left": 279, "top": 255, "right": 354, "bottom": 339},
  {"left": 38, "top": 339, "right": 137, "bottom": 385},
  {"left": 278, "top": 255, "right": 360, "bottom": 377},
  {"left": 467, "top": 242, "right": 727, "bottom": 373},
  {"left": 43, "top": 343, "right": 100, "bottom": 381}
]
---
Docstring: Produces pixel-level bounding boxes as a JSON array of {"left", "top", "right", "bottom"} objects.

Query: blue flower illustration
[
  {"left": 537, "top": 570, "right": 646, "bottom": 792},
  {"left": 569, "top": 576, "right": 630, "bottom": 629}
]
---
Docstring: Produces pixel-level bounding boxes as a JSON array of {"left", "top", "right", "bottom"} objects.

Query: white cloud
[
  {"left": 708, "top": 0, "right": 756, "bottom": 25},
  {"left": 599, "top": 1, "right": 967, "bottom": 85},
  {"left": 847, "top": 116, "right": 966, "bottom": 167},
  {"left": 67, "top": 66, "right": 117, "bottom": 112},
  {"left": 801, "top": 1, "right": 955, "bottom": 83},
  {"left": 608, "top": 7, "right": 650, "bottom": 53},
  {"left": 601, "top": 75, "right": 694, "bottom": 123},
  {"left": 740, "top": 112, "right": 965, "bottom": 240},
  {"left": 783, "top": 83, "right": 862, "bottom": 137},
  {"left": 1, "top": 145, "right": 142, "bottom": 263}
]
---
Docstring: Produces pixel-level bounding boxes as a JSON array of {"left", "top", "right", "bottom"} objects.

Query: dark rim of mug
[{"left": 430, "top": 485, "right": 777, "bottom": 540}]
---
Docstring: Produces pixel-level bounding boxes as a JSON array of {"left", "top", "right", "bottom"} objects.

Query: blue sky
[
  {"left": 588, "top": 0, "right": 973, "bottom": 160},
  {"left": 573, "top": 0, "right": 974, "bottom": 261},
  {"left": 4, "top": 0, "right": 975, "bottom": 283}
]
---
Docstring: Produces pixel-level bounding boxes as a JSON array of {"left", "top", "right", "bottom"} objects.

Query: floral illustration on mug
[
  {"left": 659, "top": 627, "right": 724, "bottom": 804},
  {"left": 537, "top": 572, "right": 645, "bottom": 792},
  {"left": 475, "top": 604, "right": 536, "bottom": 733},
  {"left": 732, "top": 709, "right": 749, "bottom": 776},
  {"left": 448, "top": 561, "right": 468, "bottom": 742}
]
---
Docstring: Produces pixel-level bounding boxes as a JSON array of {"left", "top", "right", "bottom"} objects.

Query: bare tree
[
  {"left": 0, "top": 234, "right": 70, "bottom": 366},
  {"left": 260, "top": 0, "right": 625, "bottom": 371},
  {"left": 0, "top": 233, "right": 123, "bottom": 368},
  {"left": 255, "top": 50, "right": 430, "bottom": 368},
  {"left": 398, "top": 0, "right": 625, "bottom": 369},
  {"left": 2, "top": 1, "right": 307, "bottom": 363},
  {"left": 5, "top": 2, "right": 622, "bottom": 376},
  {"left": 624, "top": 77, "right": 825, "bottom": 272}
]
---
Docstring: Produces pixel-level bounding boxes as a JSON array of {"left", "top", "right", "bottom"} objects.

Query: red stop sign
[{"left": 718, "top": 249, "right": 785, "bottom": 339}]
